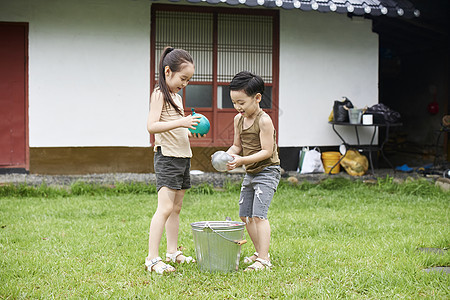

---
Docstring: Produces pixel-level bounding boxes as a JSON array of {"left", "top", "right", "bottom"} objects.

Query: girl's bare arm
[{"left": 147, "top": 91, "right": 200, "bottom": 134}]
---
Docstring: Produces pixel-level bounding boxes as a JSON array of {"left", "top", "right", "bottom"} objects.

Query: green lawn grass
[{"left": 1, "top": 178, "right": 449, "bottom": 299}]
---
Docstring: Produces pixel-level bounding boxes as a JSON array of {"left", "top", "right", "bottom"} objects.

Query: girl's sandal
[
  {"left": 145, "top": 257, "right": 175, "bottom": 275},
  {"left": 166, "top": 250, "right": 195, "bottom": 264},
  {"left": 243, "top": 252, "right": 269, "bottom": 264},
  {"left": 243, "top": 252, "right": 259, "bottom": 264},
  {"left": 244, "top": 258, "right": 272, "bottom": 272}
]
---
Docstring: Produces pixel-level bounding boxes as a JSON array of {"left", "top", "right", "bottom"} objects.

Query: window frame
[{"left": 150, "top": 4, "right": 279, "bottom": 147}]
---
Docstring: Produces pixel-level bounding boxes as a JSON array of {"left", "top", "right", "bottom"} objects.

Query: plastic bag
[
  {"left": 340, "top": 150, "right": 368, "bottom": 176},
  {"left": 333, "top": 97, "right": 354, "bottom": 122},
  {"left": 297, "top": 147, "right": 308, "bottom": 173},
  {"left": 365, "top": 103, "right": 401, "bottom": 124},
  {"left": 300, "top": 148, "right": 325, "bottom": 174}
]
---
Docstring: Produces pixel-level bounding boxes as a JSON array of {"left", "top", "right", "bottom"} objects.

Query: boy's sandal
[
  {"left": 243, "top": 252, "right": 259, "bottom": 264},
  {"left": 166, "top": 250, "right": 195, "bottom": 264},
  {"left": 145, "top": 257, "right": 175, "bottom": 275},
  {"left": 244, "top": 258, "right": 272, "bottom": 272}
]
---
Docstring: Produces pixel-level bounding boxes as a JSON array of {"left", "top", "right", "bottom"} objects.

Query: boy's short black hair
[{"left": 230, "top": 71, "right": 264, "bottom": 97}]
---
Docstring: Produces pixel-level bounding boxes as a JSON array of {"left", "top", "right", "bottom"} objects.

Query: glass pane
[
  {"left": 217, "top": 14, "right": 273, "bottom": 83},
  {"left": 219, "top": 85, "right": 232, "bottom": 109},
  {"left": 154, "top": 11, "right": 213, "bottom": 82},
  {"left": 185, "top": 85, "right": 212, "bottom": 108},
  {"left": 261, "top": 86, "right": 272, "bottom": 109},
  {"left": 218, "top": 86, "right": 272, "bottom": 109}
]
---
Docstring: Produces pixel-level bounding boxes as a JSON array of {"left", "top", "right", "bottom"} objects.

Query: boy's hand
[{"left": 227, "top": 154, "right": 241, "bottom": 170}]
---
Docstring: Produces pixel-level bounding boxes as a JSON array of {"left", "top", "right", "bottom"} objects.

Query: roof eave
[{"left": 159, "top": 0, "right": 420, "bottom": 19}]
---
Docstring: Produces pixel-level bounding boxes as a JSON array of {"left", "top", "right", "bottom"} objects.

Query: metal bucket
[{"left": 191, "top": 221, "right": 246, "bottom": 272}]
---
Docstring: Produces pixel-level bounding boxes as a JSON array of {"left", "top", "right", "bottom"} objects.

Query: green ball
[{"left": 189, "top": 109, "right": 210, "bottom": 135}]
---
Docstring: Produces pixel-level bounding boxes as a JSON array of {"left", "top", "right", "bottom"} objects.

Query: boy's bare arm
[
  {"left": 226, "top": 114, "right": 243, "bottom": 155},
  {"left": 228, "top": 114, "right": 275, "bottom": 168},
  {"left": 241, "top": 114, "right": 274, "bottom": 165}
]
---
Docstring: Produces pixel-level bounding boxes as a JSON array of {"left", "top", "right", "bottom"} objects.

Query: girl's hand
[
  {"left": 188, "top": 132, "right": 206, "bottom": 138},
  {"left": 227, "top": 154, "right": 241, "bottom": 170},
  {"left": 182, "top": 114, "right": 201, "bottom": 130}
]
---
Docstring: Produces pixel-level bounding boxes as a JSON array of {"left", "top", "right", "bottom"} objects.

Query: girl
[
  {"left": 226, "top": 71, "right": 281, "bottom": 271},
  {"left": 145, "top": 47, "right": 202, "bottom": 274}
]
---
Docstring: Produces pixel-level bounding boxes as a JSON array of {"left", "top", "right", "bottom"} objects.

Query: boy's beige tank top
[
  {"left": 154, "top": 93, "right": 192, "bottom": 158},
  {"left": 238, "top": 110, "right": 280, "bottom": 174}
]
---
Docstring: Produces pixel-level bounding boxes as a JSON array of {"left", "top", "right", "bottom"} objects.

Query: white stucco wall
[
  {"left": 1, "top": 0, "right": 379, "bottom": 148},
  {"left": 1, "top": 0, "right": 151, "bottom": 147},
  {"left": 279, "top": 10, "right": 379, "bottom": 147}
]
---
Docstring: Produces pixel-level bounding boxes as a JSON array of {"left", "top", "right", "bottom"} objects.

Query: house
[{"left": 0, "top": 0, "right": 429, "bottom": 175}]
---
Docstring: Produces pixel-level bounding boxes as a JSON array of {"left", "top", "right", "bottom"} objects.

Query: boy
[{"left": 226, "top": 71, "right": 281, "bottom": 271}]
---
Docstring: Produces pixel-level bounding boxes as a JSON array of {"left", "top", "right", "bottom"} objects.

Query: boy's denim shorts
[
  {"left": 154, "top": 148, "right": 191, "bottom": 192},
  {"left": 239, "top": 165, "right": 281, "bottom": 219}
]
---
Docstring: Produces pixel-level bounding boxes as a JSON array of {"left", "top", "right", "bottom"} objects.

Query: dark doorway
[{"left": 373, "top": 0, "right": 449, "bottom": 167}]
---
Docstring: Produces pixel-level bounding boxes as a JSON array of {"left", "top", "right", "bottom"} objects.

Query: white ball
[{"left": 211, "top": 151, "right": 233, "bottom": 172}]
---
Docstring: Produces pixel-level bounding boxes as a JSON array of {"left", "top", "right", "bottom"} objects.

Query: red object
[
  {"left": 427, "top": 101, "right": 439, "bottom": 115},
  {"left": 0, "top": 23, "right": 29, "bottom": 170}
]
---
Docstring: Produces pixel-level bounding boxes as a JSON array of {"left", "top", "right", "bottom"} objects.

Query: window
[{"left": 151, "top": 4, "right": 279, "bottom": 146}]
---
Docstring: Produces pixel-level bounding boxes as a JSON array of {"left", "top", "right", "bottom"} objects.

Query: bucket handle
[{"left": 205, "top": 223, "right": 247, "bottom": 245}]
